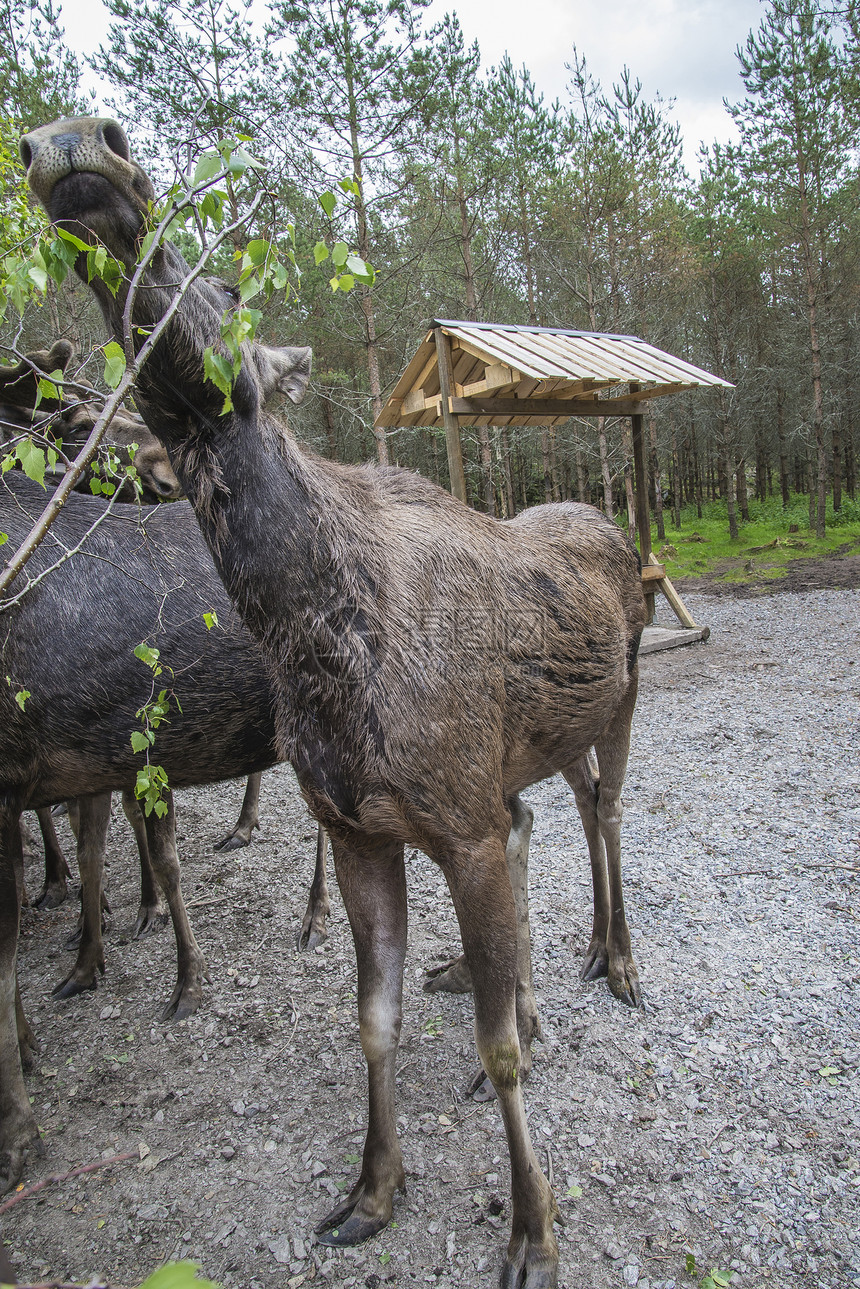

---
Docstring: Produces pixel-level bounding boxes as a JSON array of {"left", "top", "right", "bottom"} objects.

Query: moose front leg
[
  {"left": 1, "top": 798, "right": 40, "bottom": 1192},
  {"left": 444, "top": 834, "right": 558, "bottom": 1289},
  {"left": 315, "top": 835, "right": 406, "bottom": 1246},
  {"left": 34, "top": 806, "right": 72, "bottom": 909},
  {"left": 121, "top": 791, "right": 167, "bottom": 937}
]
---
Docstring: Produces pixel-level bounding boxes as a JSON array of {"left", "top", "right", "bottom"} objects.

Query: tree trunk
[
  {"left": 478, "top": 423, "right": 495, "bottom": 515},
  {"left": 777, "top": 386, "right": 790, "bottom": 507},
  {"left": 621, "top": 422, "right": 636, "bottom": 541},
  {"left": 808, "top": 454, "right": 817, "bottom": 530},
  {"left": 736, "top": 456, "right": 749, "bottom": 522},
  {"left": 497, "top": 427, "right": 515, "bottom": 517},
  {"left": 597, "top": 417, "right": 613, "bottom": 517},
  {"left": 832, "top": 415, "right": 842, "bottom": 512},
  {"left": 575, "top": 440, "right": 588, "bottom": 504},
  {"left": 648, "top": 413, "right": 665, "bottom": 540},
  {"left": 322, "top": 395, "right": 338, "bottom": 458},
  {"left": 540, "top": 428, "right": 553, "bottom": 504}
]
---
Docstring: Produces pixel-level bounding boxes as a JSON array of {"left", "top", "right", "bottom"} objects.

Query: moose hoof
[
  {"left": 424, "top": 955, "right": 473, "bottom": 994},
  {"left": 35, "top": 880, "right": 68, "bottom": 910},
  {"left": 133, "top": 903, "right": 168, "bottom": 938},
  {"left": 500, "top": 1237, "right": 559, "bottom": 1289},
  {"left": 579, "top": 940, "right": 609, "bottom": 983},
  {"left": 0, "top": 1129, "right": 43, "bottom": 1195},
  {"left": 314, "top": 1184, "right": 393, "bottom": 1247},
  {"left": 296, "top": 915, "right": 329, "bottom": 952},
  {"left": 159, "top": 968, "right": 205, "bottom": 1022},
  {"left": 608, "top": 960, "right": 642, "bottom": 1008},
  {"left": 52, "top": 965, "right": 102, "bottom": 999},
  {"left": 466, "top": 1067, "right": 496, "bottom": 1102},
  {"left": 213, "top": 830, "right": 250, "bottom": 853}
]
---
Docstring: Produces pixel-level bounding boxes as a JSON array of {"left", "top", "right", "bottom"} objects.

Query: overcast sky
[{"left": 58, "top": 0, "right": 765, "bottom": 172}]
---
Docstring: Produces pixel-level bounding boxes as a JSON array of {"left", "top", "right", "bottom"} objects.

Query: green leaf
[
  {"left": 313, "top": 241, "right": 330, "bottom": 265},
  {"left": 14, "top": 689, "right": 31, "bottom": 711},
  {"left": 203, "top": 347, "right": 236, "bottom": 413},
  {"left": 56, "top": 227, "right": 90, "bottom": 253},
  {"left": 103, "top": 341, "right": 126, "bottom": 390},
  {"left": 203, "top": 611, "right": 219, "bottom": 631},
  {"left": 319, "top": 191, "right": 337, "bottom": 218},
  {"left": 244, "top": 239, "right": 270, "bottom": 266},
  {"left": 28, "top": 264, "right": 48, "bottom": 292},
  {"left": 379, "top": 1251, "right": 391, "bottom": 1266},
  {"left": 337, "top": 274, "right": 355, "bottom": 292},
  {"left": 130, "top": 730, "right": 152, "bottom": 753},
  {"left": 338, "top": 177, "right": 360, "bottom": 197},
  {"left": 16, "top": 439, "right": 46, "bottom": 487},
  {"left": 565, "top": 1184, "right": 583, "bottom": 1198},
  {"left": 37, "top": 377, "right": 60, "bottom": 405},
  {"left": 0, "top": 532, "right": 7, "bottom": 546},
  {"left": 134, "top": 643, "right": 161, "bottom": 670},
  {"left": 139, "top": 1259, "right": 220, "bottom": 1289},
  {"left": 346, "top": 255, "right": 374, "bottom": 284},
  {"left": 331, "top": 241, "right": 349, "bottom": 268},
  {"left": 193, "top": 152, "right": 223, "bottom": 186}
]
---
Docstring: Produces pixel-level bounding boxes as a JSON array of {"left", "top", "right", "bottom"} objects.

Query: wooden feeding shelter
[{"left": 376, "top": 320, "right": 732, "bottom": 651}]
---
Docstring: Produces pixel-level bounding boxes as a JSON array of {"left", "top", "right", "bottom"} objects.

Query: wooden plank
[
  {"left": 639, "top": 625, "right": 710, "bottom": 655},
  {"left": 457, "top": 362, "right": 517, "bottom": 397},
  {"left": 435, "top": 328, "right": 467, "bottom": 503},
  {"left": 648, "top": 553, "right": 701, "bottom": 630},
  {"left": 444, "top": 328, "right": 564, "bottom": 380},
  {"left": 450, "top": 396, "right": 649, "bottom": 417},
  {"left": 640, "top": 563, "right": 666, "bottom": 583}
]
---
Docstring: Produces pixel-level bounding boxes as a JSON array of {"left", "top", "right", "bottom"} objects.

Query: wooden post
[
  {"left": 630, "top": 381, "right": 654, "bottom": 623},
  {"left": 434, "top": 327, "right": 467, "bottom": 504}
]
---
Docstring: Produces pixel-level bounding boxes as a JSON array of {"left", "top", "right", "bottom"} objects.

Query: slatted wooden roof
[{"left": 376, "top": 320, "right": 731, "bottom": 428}]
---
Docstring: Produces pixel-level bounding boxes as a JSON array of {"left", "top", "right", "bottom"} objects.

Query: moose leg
[
  {"left": 1, "top": 798, "right": 40, "bottom": 1192},
  {"left": 297, "top": 826, "right": 332, "bottom": 951},
  {"left": 592, "top": 675, "right": 640, "bottom": 1006},
  {"left": 565, "top": 755, "right": 610, "bottom": 983},
  {"left": 142, "top": 793, "right": 206, "bottom": 1021},
  {"left": 425, "top": 796, "right": 539, "bottom": 1059},
  {"left": 34, "top": 807, "right": 72, "bottom": 909},
  {"left": 316, "top": 836, "right": 406, "bottom": 1246},
  {"left": 213, "top": 771, "right": 262, "bottom": 852},
  {"left": 54, "top": 793, "right": 112, "bottom": 998},
  {"left": 444, "top": 835, "right": 558, "bottom": 1289},
  {"left": 121, "top": 791, "right": 167, "bottom": 937}
]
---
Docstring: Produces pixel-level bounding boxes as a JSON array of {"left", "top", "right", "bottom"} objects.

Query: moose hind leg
[
  {"left": 53, "top": 793, "right": 112, "bottom": 999},
  {"left": 34, "top": 806, "right": 72, "bottom": 909},
  {"left": 315, "top": 835, "right": 407, "bottom": 1246},
  {"left": 142, "top": 792, "right": 206, "bottom": 1020},
  {"left": 592, "top": 676, "right": 640, "bottom": 1007},
  {"left": 443, "top": 834, "right": 558, "bottom": 1288},
  {"left": 297, "top": 825, "right": 332, "bottom": 951},
  {"left": 564, "top": 755, "right": 611, "bottom": 984},
  {"left": 213, "top": 772, "right": 262, "bottom": 852},
  {"left": 121, "top": 791, "right": 167, "bottom": 937}
]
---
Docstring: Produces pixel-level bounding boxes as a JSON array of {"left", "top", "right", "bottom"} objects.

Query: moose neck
[{"left": 101, "top": 246, "right": 353, "bottom": 653}]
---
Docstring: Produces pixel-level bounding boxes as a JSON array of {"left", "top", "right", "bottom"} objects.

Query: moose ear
[{"left": 256, "top": 345, "right": 313, "bottom": 406}]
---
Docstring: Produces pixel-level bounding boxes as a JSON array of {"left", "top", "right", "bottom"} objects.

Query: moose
[
  {"left": 18, "top": 116, "right": 647, "bottom": 1289},
  {"left": 0, "top": 338, "right": 182, "bottom": 503}
]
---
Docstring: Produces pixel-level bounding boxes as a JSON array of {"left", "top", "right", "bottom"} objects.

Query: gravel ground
[{"left": 6, "top": 585, "right": 860, "bottom": 1289}]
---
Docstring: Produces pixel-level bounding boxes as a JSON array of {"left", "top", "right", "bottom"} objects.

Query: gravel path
[{"left": 7, "top": 586, "right": 860, "bottom": 1289}]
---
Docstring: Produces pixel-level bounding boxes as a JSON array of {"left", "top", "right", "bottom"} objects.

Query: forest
[{"left": 3, "top": 0, "right": 860, "bottom": 543}]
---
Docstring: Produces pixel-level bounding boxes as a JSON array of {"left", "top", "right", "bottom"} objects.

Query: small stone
[
  {"left": 231, "top": 1100, "right": 245, "bottom": 1117},
  {"left": 311, "top": 1160, "right": 328, "bottom": 1177},
  {"left": 623, "top": 1264, "right": 640, "bottom": 1285},
  {"left": 268, "top": 1235, "right": 292, "bottom": 1264},
  {"left": 221, "top": 1145, "right": 236, "bottom": 1160}
]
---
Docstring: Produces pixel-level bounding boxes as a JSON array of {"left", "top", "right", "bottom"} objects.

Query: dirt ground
[
  {"left": 672, "top": 540, "right": 860, "bottom": 597},
  {"left": 5, "top": 571, "right": 860, "bottom": 1289}
]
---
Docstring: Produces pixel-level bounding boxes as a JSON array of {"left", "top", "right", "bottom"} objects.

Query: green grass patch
[{"left": 644, "top": 493, "right": 860, "bottom": 583}]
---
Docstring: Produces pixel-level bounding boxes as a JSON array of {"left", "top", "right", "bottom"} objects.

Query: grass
[{"left": 642, "top": 492, "right": 860, "bottom": 585}]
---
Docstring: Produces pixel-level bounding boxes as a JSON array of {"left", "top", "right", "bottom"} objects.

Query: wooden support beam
[
  {"left": 450, "top": 396, "right": 649, "bottom": 418},
  {"left": 630, "top": 381, "right": 653, "bottom": 623},
  {"left": 647, "top": 553, "right": 701, "bottom": 630},
  {"left": 434, "top": 328, "right": 467, "bottom": 504},
  {"left": 456, "top": 364, "right": 516, "bottom": 398}
]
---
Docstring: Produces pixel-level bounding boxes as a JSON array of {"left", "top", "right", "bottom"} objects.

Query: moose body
[
  {"left": 0, "top": 471, "right": 284, "bottom": 1190},
  {"left": 18, "top": 117, "right": 648, "bottom": 1288}
]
